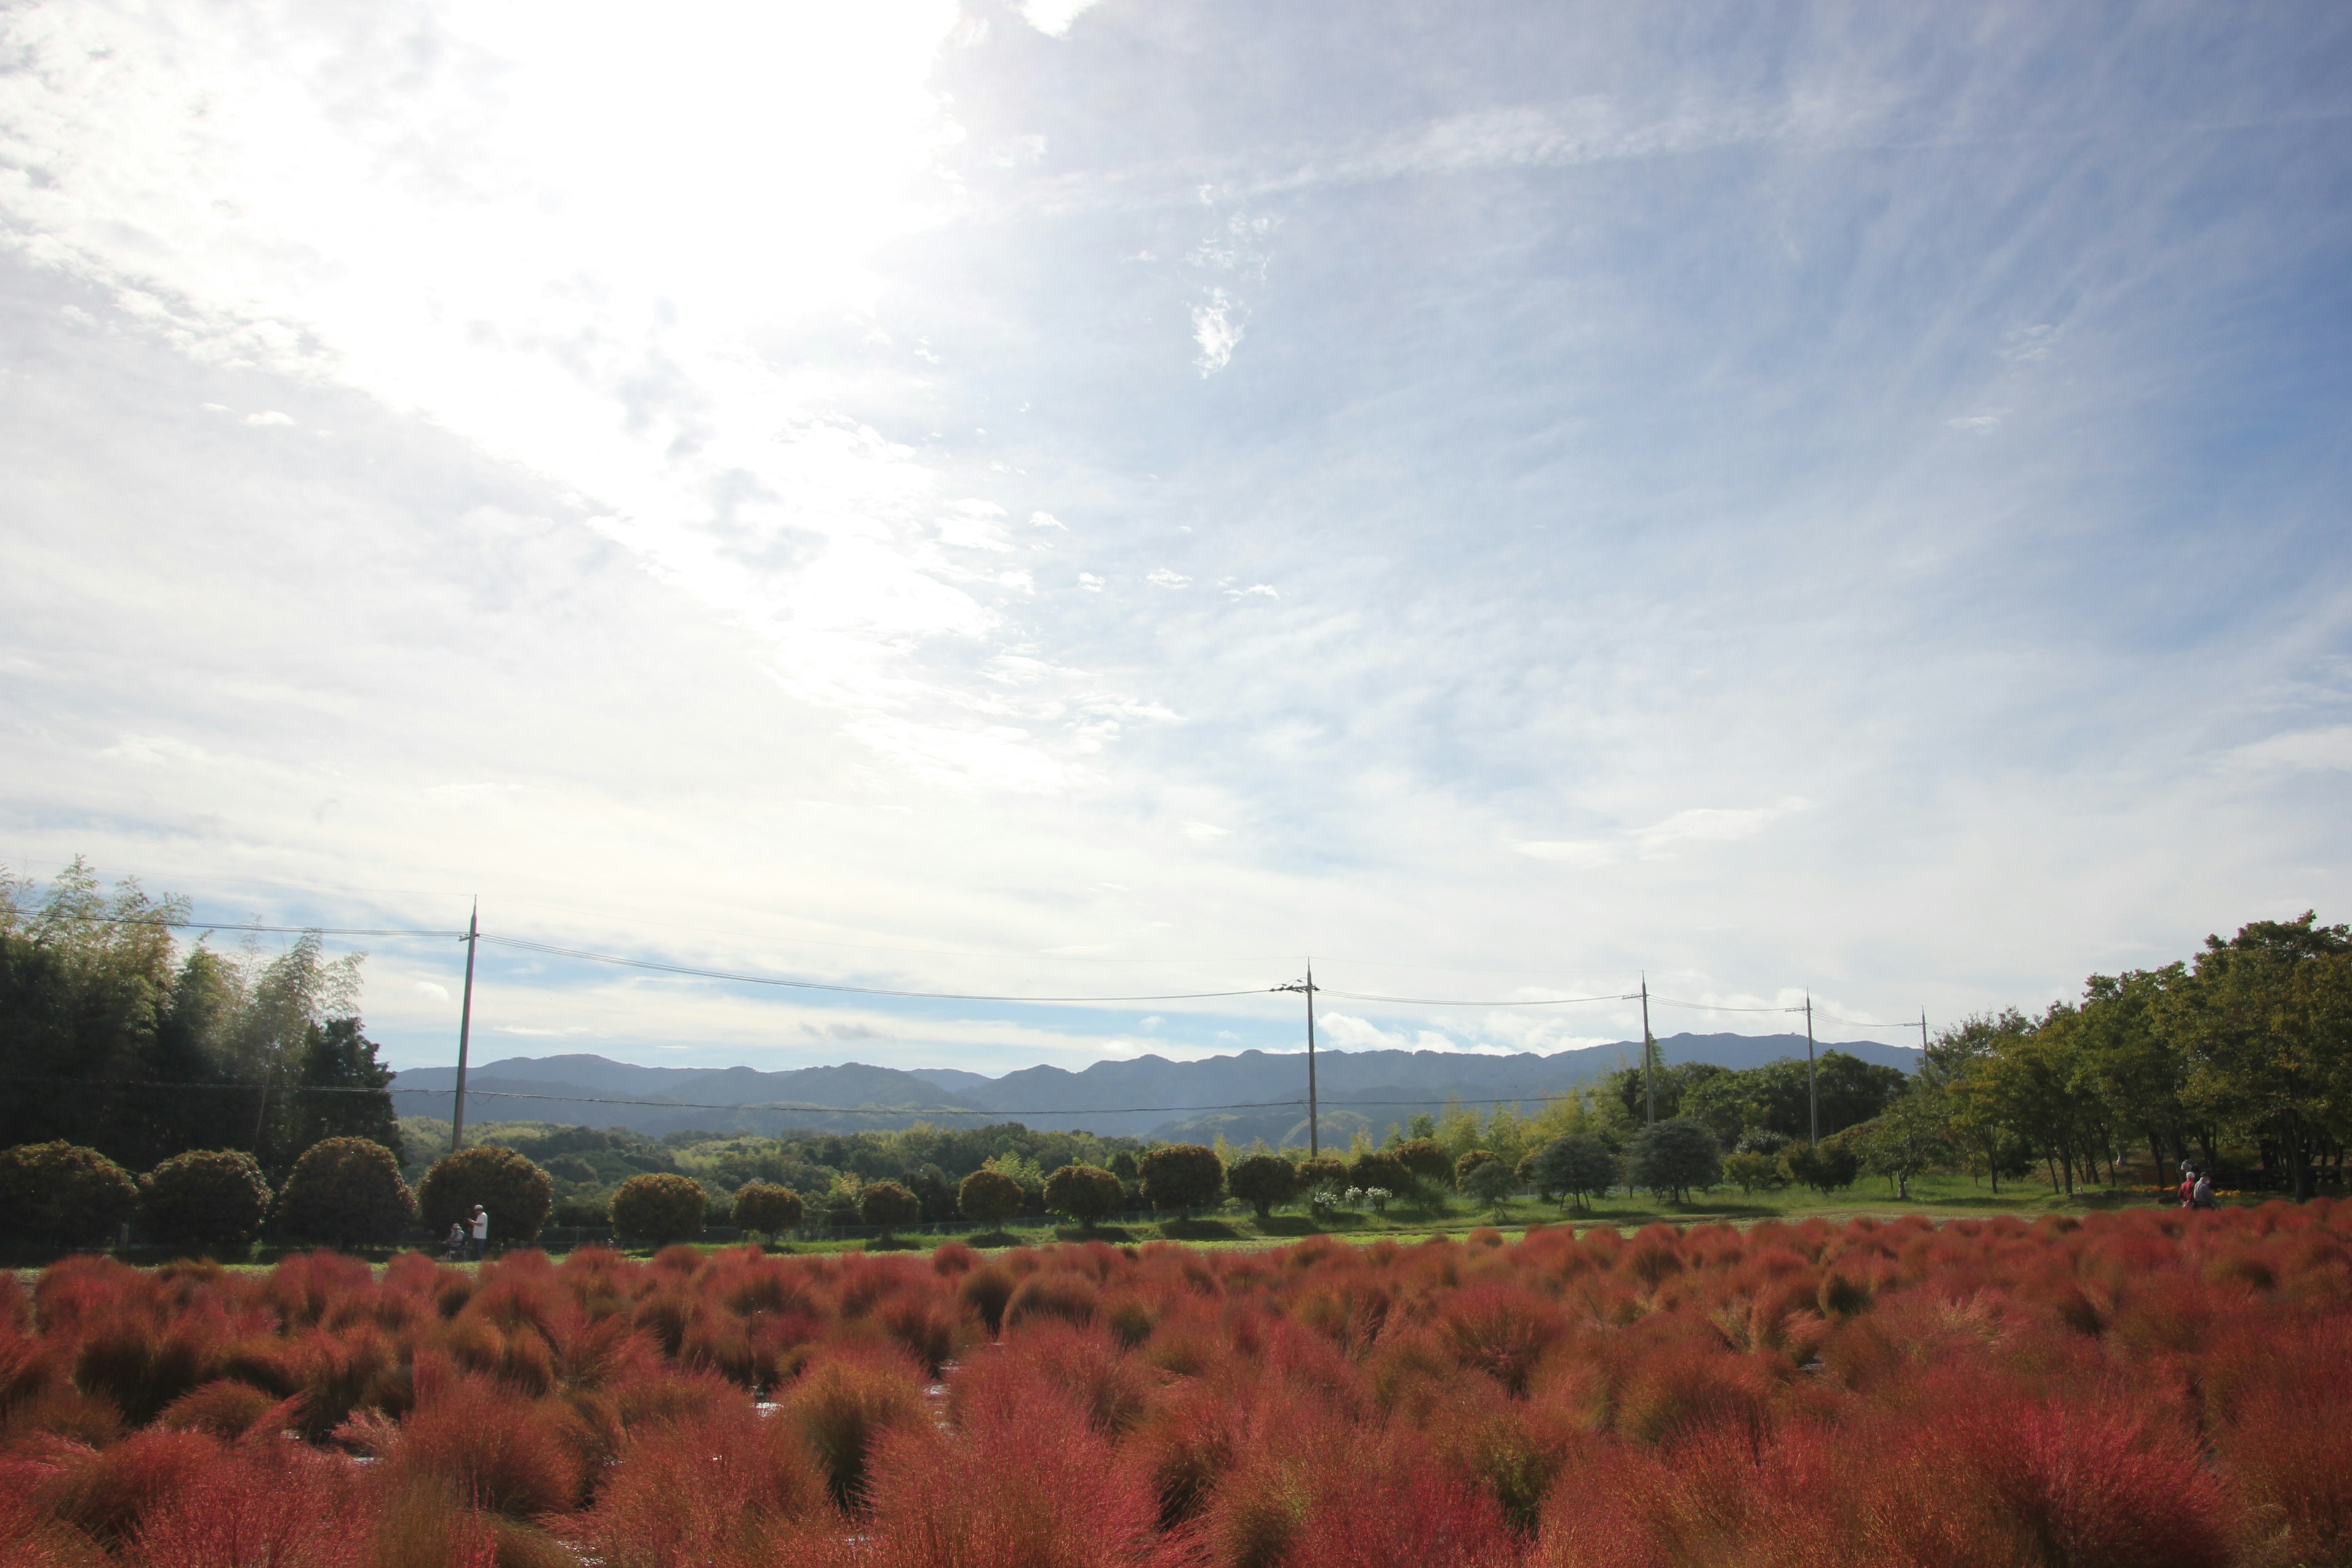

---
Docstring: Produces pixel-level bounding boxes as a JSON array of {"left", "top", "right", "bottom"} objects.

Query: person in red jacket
[{"left": 2177, "top": 1165, "right": 2197, "bottom": 1208}]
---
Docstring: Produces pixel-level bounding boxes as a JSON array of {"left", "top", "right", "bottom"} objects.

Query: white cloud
[
  {"left": 243, "top": 410, "right": 294, "bottom": 426},
  {"left": 1031, "top": 510, "right": 1066, "bottom": 530},
  {"left": 1181, "top": 821, "right": 1230, "bottom": 840},
  {"left": 412, "top": 980, "right": 450, "bottom": 1002},
  {"left": 1078, "top": 573, "right": 1105, "bottom": 591},
  {"left": 1191, "top": 289, "right": 1244, "bottom": 375},
  {"left": 939, "top": 499, "right": 1013, "bottom": 551},
  {"left": 1948, "top": 410, "right": 2009, "bottom": 432},
  {"left": 1018, "top": 0, "right": 1102, "bottom": 37},
  {"left": 2226, "top": 726, "right": 2352, "bottom": 772},
  {"left": 1515, "top": 839, "right": 1615, "bottom": 867},
  {"left": 1147, "top": 568, "right": 1191, "bottom": 589}
]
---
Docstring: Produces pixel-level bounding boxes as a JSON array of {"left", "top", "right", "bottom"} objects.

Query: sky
[{"left": 2, "top": 1, "right": 2349, "bottom": 1077}]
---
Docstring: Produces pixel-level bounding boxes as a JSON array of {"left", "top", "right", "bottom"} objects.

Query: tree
[
  {"left": 858, "top": 1180, "right": 921, "bottom": 1239},
  {"left": 610, "top": 1173, "right": 708, "bottom": 1246},
  {"left": 1722, "top": 1151, "right": 1782, "bottom": 1196},
  {"left": 1138, "top": 1144, "right": 1224, "bottom": 1213},
  {"left": 417, "top": 1145, "right": 553, "bottom": 1246},
  {"left": 1296, "top": 1156, "right": 1347, "bottom": 1194},
  {"left": 1042, "top": 1164, "right": 1125, "bottom": 1228},
  {"left": 273, "top": 1136, "right": 414, "bottom": 1249},
  {"left": 1454, "top": 1149, "right": 1504, "bottom": 1192},
  {"left": 0, "top": 1140, "right": 141, "bottom": 1247},
  {"left": 1393, "top": 1137, "right": 1453, "bottom": 1193},
  {"left": 141, "top": 1148, "right": 271, "bottom": 1253},
  {"left": 728, "top": 1182, "right": 804, "bottom": 1240},
  {"left": 1225, "top": 1154, "right": 1298, "bottom": 1218},
  {"left": 1625, "top": 1118, "right": 1721, "bottom": 1204},
  {"left": 280, "top": 1018, "right": 403, "bottom": 1166},
  {"left": 1528, "top": 1134, "right": 1616, "bottom": 1212},
  {"left": 1463, "top": 1158, "right": 1517, "bottom": 1212},
  {"left": 957, "top": 1169, "right": 1026, "bottom": 1228},
  {"left": 1782, "top": 1138, "right": 1859, "bottom": 1196},
  {"left": 1349, "top": 1151, "right": 1409, "bottom": 1196},
  {"left": 1853, "top": 1085, "right": 1951, "bottom": 1199},
  {"left": 2169, "top": 914, "right": 2352, "bottom": 1201}
]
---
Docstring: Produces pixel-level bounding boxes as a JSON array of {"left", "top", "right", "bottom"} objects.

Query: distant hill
[{"left": 390, "top": 1032, "right": 1914, "bottom": 1145}]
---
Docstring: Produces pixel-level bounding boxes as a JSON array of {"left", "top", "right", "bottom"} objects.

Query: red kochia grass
[{"left": 3, "top": 1202, "right": 2352, "bottom": 1568}]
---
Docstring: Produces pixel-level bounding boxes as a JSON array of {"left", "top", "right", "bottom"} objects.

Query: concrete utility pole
[
  {"left": 1805, "top": 990, "right": 1819, "bottom": 1145},
  {"left": 451, "top": 899, "right": 479, "bottom": 1151},
  {"left": 1641, "top": 976, "right": 1656, "bottom": 1126},
  {"left": 1276, "top": 963, "right": 1320, "bottom": 1156}
]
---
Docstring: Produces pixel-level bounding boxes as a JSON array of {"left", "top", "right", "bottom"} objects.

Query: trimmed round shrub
[
  {"left": 1297, "top": 1156, "right": 1348, "bottom": 1194},
  {"left": 1226, "top": 1154, "right": 1298, "bottom": 1218},
  {"left": 0, "top": 1141, "right": 140, "bottom": 1247},
  {"left": 273, "top": 1136, "right": 415, "bottom": 1249},
  {"left": 729, "top": 1182, "right": 805, "bottom": 1240},
  {"left": 859, "top": 1182, "right": 921, "bottom": 1235},
  {"left": 417, "top": 1145, "right": 554, "bottom": 1246},
  {"left": 957, "top": 1169, "right": 1025, "bottom": 1227},
  {"left": 610, "top": 1173, "right": 709, "bottom": 1246},
  {"left": 1350, "top": 1151, "right": 1409, "bottom": 1195},
  {"left": 1627, "top": 1117, "right": 1724, "bottom": 1204},
  {"left": 141, "top": 1149, "right": 271, "bottom": 1253},
  {"left": 1138, "top": 1144, "right": 1224, "bottom": 1212},
  {"left": 1395, "top": 1137, "right": 1455, "bottom": 1189},
  {"left": 1454, "top": 1149, "right": 1504, "bottom": 1191},
  {"left": 1042, "top": 1164, "right": 1125, "bottom": 1227}
]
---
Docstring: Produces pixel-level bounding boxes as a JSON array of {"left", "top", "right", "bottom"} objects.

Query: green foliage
[
  {"left": 1041, "top": 1163, "right": 1125, "bottom": 1226},
  {"left": 1782, "top": 1137, "right": 1860, "bottom": 1195},
  {"left": 1853, "top": 1084, "right": 1953, "bottom": 1199},
  {"left": 1462, "top": 1158, "right": 1517, "bottom": 1210},
  {"left": 1392, "top": 1137, "right": 1453, "bottom": 1191},
  {"left": 1626, "top": 1118, "right": 1722, "bottom": 1204},
  {"left": 1225, "top": 1153, "right": 1298, "bottom": 1218},
  {"left": 273, "top": 1136, "right": 414, "bottom": 1248},
  {"left": 1722, "top": 1150, "right": 1784, "bottom": 1195},
  {"left": 1528, "top": 1134, "right": 1616, "bottom": 1210},
  {"left": 727, "top": 1181, "right": 804, "bottom": 1238},
  {"left": 1348, "top": 1150, "right": 1409, "bottom": 1196},
  {"left": 1453, "top": 1148, "right": 1503, "bottom": 1191},
  {"left": 0, "top": 1140, "right": 141, "bottom": 1246},
  {"left": 609, "top": 1172, "right": 708, "bottom": 1245},
  {"left": 141, "top": 1148, "right": 271, "bottom": 1251},
  {"left": 417, "top": 1145, "right": 553, "bottom": 1244},
  {"left": 1138, "top": 1144, "right": 1223, "bottom": 1211},
  {"left": 957, "top": 1169, "right": 1025, "bottom": 1225},
  {"left": 1295, "top": 1155, "right": 1347, "bottom": 1194},
  {"left": 0, "top": 860, "right": 395, "bottom": 1175},
  {"left": 858, "top": 1180, "right": 921, "bottom": 1234}
]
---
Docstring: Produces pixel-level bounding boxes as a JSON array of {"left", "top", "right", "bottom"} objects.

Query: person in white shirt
[{"left": 470, "top": 1204, "right": 489, "bottom": 1260}]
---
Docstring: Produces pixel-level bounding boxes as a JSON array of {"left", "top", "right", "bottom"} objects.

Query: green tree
[
  {"left": 1529, "top": 1134, "right": 1616, "bottom": 1212},
  {"left": 1349, "top": 1150, "right": 1409, "bottom": 1196},
  {"left": 609, "top": 1172, "right": 708, "bottom": 1246},
  {"left": 1393, "top": 1137, "right": 1453, "bottom": 1194},
  {"left": 1781, "top": 1137, "right": 1859, "bottom": 1196},
  {"left": 1853, "top": 1084, "right": 1951, "bottom": 1199},
  {"left": 1042, "top": 1164, "right": 1125, "bottom": 1228},
  {"left": 1226, "top": 1153, "right": 1299, "bottom": 1218},
  {"left": 1138, "top": 1144, "right": 1224, "bottom": 1213},
  {"left": 957, "top": 1169, "right": 1025, "bottom": 1227},
  {"left": 858, "top": 1180, "right": 921, "bottom": 1239},
  {"left": 0, "top": 1140, "right": 141, "bottom": 1247},
  {"left": 281, "top": 1018, "right": 404, "bottom": 1167},
  {"left": 417, "top": 1145, "right": 553, "bottom": 1246},
  {"left": 728, "top": 1181, "right": 804, "bottom": 1240},
  {"left": 1453, "top": 1148, "right": 1504, "bottom": 1191},
  {"left": 273, "top": 1136, "right": 414, "bottom": 1249},
  {"left": 2169, "top": 914, "right": 2352, "bottom": 1200},
  {"left": 1626, "top": 1118, "right": 1721, "bottom": 1204},
  {"left": 1463, "top": 1158, "right": 1517, "bottom": 1211},
  {"left": 1722, "top": 1150, "right": 1781, "bottom": 1195},
  {"left": 141, "top": 1148, "right": 271, "bottom": 1253}
]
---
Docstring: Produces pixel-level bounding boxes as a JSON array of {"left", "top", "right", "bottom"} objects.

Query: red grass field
[{"left": 3, "top": 1205, "right": 2350, "bottom": 1567}]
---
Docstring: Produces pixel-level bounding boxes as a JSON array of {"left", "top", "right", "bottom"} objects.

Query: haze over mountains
[{"left": 390, "top": 1032, "right": 1917, "bottom": 1147}]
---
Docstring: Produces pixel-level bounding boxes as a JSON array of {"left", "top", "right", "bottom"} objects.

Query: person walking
[
  {"left": 2192, "top": 1172, "right": 2217, "bottom": 1211},
  {"left": 2177, "top": 1165, "right": 2198, "bottom": 1209},
  {"left": 469, "top": 1204, "right": 489, "bottom": 1261}
]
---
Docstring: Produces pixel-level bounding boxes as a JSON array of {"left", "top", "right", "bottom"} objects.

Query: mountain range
[{"left": 388, "top": 1031, "right": 1917, "bottom": 1147}]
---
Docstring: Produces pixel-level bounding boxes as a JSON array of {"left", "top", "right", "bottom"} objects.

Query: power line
[
  {"left": 478, "top": 933, "right": 1279, "bottom": 1004},
  {"left": 61, "top": 916, "right": 466, "bottom": 938},
  {"left": 1316, "top": 987, "right": 1637, "bottom": 1008}
]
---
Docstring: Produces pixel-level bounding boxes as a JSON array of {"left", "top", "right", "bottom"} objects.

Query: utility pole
[
  {"left": 451, "top": 899, "right": 479, "bottom": 1152},
  {"left": 1276, "top": 963, "right": 1320, "bottom": 1156},
  {"left": 1640, "top": 976, "right": 1656, "bottom": 1126},
  {"left": 1804, "top": 990, "right": 1819, "bottom": 1145},
  {"left": 1919, "top": 1012, "right": 1930, "bottom": 1055}
]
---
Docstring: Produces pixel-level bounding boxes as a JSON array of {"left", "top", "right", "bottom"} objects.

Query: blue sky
[{"left": 2, "top": 1, "right": 2348, "bottom": 1074}]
